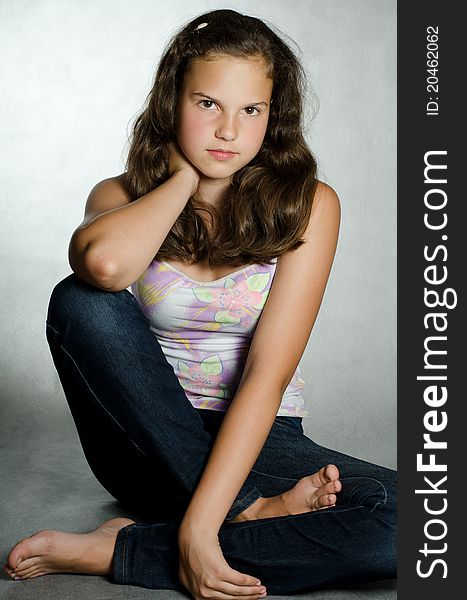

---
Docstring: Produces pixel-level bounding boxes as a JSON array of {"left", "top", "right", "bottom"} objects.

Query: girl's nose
[{"left": 215, "top": 114, "right": 238, "bottom": 142}]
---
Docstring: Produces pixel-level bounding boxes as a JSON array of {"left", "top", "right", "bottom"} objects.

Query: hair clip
[{"left": 194, "top": 22, "right": 208, "bottom": 31}]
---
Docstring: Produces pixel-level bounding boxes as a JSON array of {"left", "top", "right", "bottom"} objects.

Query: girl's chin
[
  {"left": 197, "top": 172, "right": 234, "bottom": 185},
  {"left": 195, "top": 164, "right": 239, "bottom": 182}
]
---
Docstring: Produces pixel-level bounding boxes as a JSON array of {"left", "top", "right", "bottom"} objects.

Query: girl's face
[{"left": 176, "top": 54, "right": 273, "bottom": 184}]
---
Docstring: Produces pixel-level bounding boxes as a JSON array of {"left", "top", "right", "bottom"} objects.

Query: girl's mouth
[{"left": 206, "top": 149, "right": 238, "bottom": 161}]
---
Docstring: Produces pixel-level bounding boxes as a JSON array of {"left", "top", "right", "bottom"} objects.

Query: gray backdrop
[{"left": 0, "top": 0, "right": 396, "bottom": 477}]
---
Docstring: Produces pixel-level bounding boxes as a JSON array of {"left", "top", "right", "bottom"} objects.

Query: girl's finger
[
  {"left": 210, "top": 580, "right": 267, "bottom": 596},
  {"left": 223, "top": 567, "right": 262, "bottom": 587},
  {"left": 205, "top": 591, "right": 265, "bottom": 600}
]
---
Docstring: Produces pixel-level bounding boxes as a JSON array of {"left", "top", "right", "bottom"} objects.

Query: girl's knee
[
  {"left": 49, "top": 274, "right": 90, "bottom": 310},
  {"left": 47, "top": 273, "right": 138, "bottom": 333}
]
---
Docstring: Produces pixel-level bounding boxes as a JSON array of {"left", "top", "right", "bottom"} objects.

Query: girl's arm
[
  {"left": 69, "top": 144, "right": 198, "bottom": 291},
  {"left": 178, "top": 182, "right": 341, "bottom": 597}
]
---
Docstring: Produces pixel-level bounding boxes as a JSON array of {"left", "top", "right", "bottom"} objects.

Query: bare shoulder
[
  {"left": 275, "top": 180, "right": 340, "bottom": 277},
  {"left": 304, "top": 180, "right": 341, "bottom": 238},
  {"left": 83, "top": 172, "right": 131, "bottom": 223},
  {"left": 313, "top": 180, "right": 340, "bottom": 208}
]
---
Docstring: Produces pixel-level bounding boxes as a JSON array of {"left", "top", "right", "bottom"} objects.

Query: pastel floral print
[
  {"left": 178, "top": 355, "right": 227, "bottom": 398},
  {"left": 192, "top": 273, "right": 269, "bottom": 327},
  {"left": 131, "top": 259, "right": 307, "bottom": 416}
]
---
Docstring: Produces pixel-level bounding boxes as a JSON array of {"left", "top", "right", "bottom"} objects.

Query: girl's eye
[
  {"left": 199, "top": 100, "right": 216, "bottom": 110},
  {"left": 244, "top": 106, "right": 260, "bottom": 116}
]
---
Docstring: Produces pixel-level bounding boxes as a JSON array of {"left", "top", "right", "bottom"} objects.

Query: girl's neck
[{"left": 196, "top": 176, "right": 231, "bottom": 208}]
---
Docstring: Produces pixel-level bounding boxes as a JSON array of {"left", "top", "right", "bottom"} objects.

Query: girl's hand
[
  {"left": 168, "top": 141, "right": 200, "bottom": 196},
  {"left": 178, "top": 528, "right": 266, "bottom": 600}
]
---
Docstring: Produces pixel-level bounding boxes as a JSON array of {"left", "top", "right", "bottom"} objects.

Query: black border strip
[{"left": 398, "top": 2, "right": 463, "bottom": 596}]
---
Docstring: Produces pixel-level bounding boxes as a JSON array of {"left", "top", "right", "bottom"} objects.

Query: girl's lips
[{"left": 206, "top": 149, "right": 238, "bottom": 161}]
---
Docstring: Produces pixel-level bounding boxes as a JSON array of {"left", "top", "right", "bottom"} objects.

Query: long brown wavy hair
[{"left": 125, "top": 9, "right": 318, "bottom": 267}]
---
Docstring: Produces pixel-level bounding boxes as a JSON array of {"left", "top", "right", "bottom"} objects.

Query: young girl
[{"left": 5, "top": 9, "right": 396, "bottom": 597}]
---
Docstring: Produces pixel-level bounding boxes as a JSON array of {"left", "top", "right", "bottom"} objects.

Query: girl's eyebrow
[{"left": 191, "top": 92, "right": 268, "bottom": 107}]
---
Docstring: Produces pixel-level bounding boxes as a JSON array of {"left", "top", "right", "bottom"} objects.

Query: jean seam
[
  {"left": 250, "top": 468, "right": 299, "bottom": 483},
  {"left": 228, "top": 488, "right": 261, "bottom": 518},
  {"left": 224, "top": 503, "right": 396, "bottom": 532},
  {"left": 343, "top": 476, "right": 389, "bottom": 512},
  {"left": 48, "top": 323, "right": 150, "bottom": 460},
  {"left": 122, "top": 526, "right": 129, "bottom": 584},
  {"left": 46, "top": 321, "right": 60, "bottom": 336},
  {"left": 230, "top": 488, "right": 259, "bottom": 510}
]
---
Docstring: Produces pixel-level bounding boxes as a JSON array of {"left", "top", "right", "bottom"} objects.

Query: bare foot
[
  {"left": 3, "top": 517, "right": 135, "bottom": 581},
  {"left": 231, "top": 464, "right": 341, "bottom": 522}
]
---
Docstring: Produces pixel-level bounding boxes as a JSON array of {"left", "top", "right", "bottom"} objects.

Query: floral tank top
[{"left": 131, "top": 257, "right": 306, "bottom": 417}]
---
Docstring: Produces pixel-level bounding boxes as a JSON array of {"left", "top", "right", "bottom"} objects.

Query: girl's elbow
[
  {"left": 69, "top": 242, "right": 124, "bottom": 292},
  {"left": 89, "top": 254, "right": 121, "bottom": 290}
]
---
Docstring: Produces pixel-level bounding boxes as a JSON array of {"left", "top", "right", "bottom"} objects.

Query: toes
[
  {"left": 323, "top": 464, "right": 340, "bottom": 483},
  {"left": 12, "top": 565, "right": 44, "bottom": 579},
  {"left": 8, "top": 545, "right": 25, "bottom": 570},
  {"left": 29, "top": 571, "right": 45, "bottom": 579},
  {"left": 319, "top": 479, "right": 341, "bottom": 496},
  {"left": 308, "top": 464, "right": 339, "bottom": 489},
  {"left": 10, "top": 554, "right": 24, "bottom": 571},
  {"left": 311, "top": 478, "right": 341, "bottom": 509},
  {"left": 14, "top": 565, "right": 36, "bottom": 577},
  {"left": 12, "top": 556, "right": 39, "bottom": 574},
  {"left": 315, "top": 493, "right": 336, "bottom": 509},
  {"left": 4, "top": 565, "right": 15, "bottom": 578}
]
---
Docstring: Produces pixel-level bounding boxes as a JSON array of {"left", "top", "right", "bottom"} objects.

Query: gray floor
[{"left": 0, "top": 400, "right": 396, "bottom": 600}]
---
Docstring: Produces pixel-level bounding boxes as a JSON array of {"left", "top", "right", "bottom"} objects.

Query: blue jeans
[{"left": 46, "top": 274, "right": 396, "bottom": 594}]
